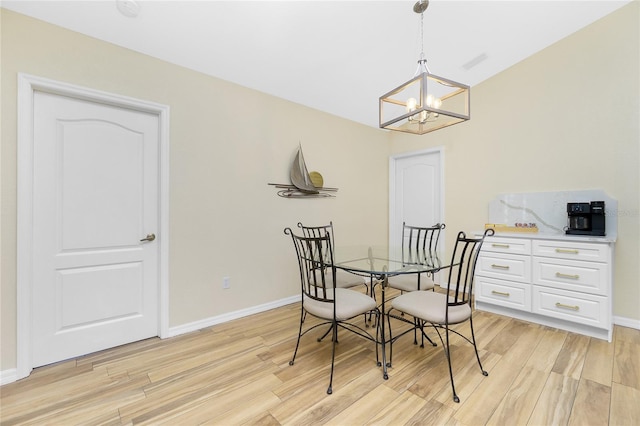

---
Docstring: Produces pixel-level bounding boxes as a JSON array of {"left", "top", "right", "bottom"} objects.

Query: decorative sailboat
[
  {"left": 290, "top": 146, "right": 319, "bottom": 194},
  {"left": 269, "top": 145, "right": 338, "bottom": 198}
]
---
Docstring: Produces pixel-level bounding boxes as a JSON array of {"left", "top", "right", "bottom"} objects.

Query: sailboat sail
[{"left": 290, "top": 146, "right": 319, "bottom": 193}]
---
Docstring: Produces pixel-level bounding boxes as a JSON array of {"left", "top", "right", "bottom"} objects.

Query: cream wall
[
  {"left": 2, "top": 3, "right": 639, "bottom": 375},
  {"left": 390, "top": 3, "right": 640, "bottom": 321},
  {"left": 0, "top": 10, "right": 389, "bottom": 371}
]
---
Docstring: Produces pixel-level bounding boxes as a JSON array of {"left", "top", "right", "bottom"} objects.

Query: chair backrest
[
  {"left": 444, "top": 228, "right": 494, "bottom": 306},
  {"left": 297, "top": 222, "right": 337, "bottom": 263},
  {"left": 401, "top": 222, "right": 446, "bottom": 266},
  {"left": 285, "top": 227, "right": 335, "bottom": 303},
  {"left": 297, "top": 221, "right": 336, "bottom": 243}
]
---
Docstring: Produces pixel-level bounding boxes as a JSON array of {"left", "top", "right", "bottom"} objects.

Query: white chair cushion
[
  {"left": 387, "top": 273, "right": 435, "bottom": 292},
  {"left": 331, "top": 269, "right": 367, "bottom": 289},
  {"left": 391, "top": 291, "right": 471, "bottom": 325},
  {"left": 304, "top": 288, "right": 377, "bottom": 321}
]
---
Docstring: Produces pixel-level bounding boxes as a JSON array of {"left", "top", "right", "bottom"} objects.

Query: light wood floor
[{"left": 2, "top": 288, "right": 639, "bottom": 425}]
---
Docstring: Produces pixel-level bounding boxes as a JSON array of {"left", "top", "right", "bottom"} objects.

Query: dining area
[
  {"left": 2, "top": 219, "right": 636, "bottom": 424},
  {"left": 282, "top": 221, "right": 495, "bottom": 402},
  {"left": 1, "top": 1, "right": 638, "bottom": 423}
]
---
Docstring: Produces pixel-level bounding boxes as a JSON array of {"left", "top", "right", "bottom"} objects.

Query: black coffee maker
[{"left": 566, "top": 201, "right": 606, "bottom": 236}]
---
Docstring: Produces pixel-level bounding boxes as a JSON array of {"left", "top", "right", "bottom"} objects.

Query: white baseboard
[
  {"left": 614, "top": 315, "right": 640, "bottom": 330},
  {"left": 1, "top": 368, "right": 18, "bottom": 386},
  {"left": 163, "top": 295, "right": 300, "bottom": 338}
]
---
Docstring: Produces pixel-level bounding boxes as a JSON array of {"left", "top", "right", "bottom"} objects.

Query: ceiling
[{"left": 2, "top": 0, "right": 631, "bottom": 128}]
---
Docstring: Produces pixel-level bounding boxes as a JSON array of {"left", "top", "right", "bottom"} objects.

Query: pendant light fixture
[{"left": 379, "top": 0, "right": 470, "bottom": 135}]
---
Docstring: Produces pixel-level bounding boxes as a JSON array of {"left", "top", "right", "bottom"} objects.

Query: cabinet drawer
[
  {"left": 475, "top": 276, "right": 531, "bottom": 311},
  {"left": 533, "top": 286, "right": 608, "bottom": 328},
  {"left": 532, "top": 240, "right": 610, "bottom": 262},
  {"left": 482, "top": 237, "right": 531, "bottom": 255},
  {"left": 477, "top": 253, "right": 531, "bottom": 283},
  {"left": 533, "top": 257, "right": 608, "bottom": 296}
]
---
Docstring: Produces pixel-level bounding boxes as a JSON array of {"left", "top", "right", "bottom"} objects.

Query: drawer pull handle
[
  {"left": 556, "top": 248, "right": 579, "bottom": 254},
  {"left": 492, "top": 243, "right": 510, "bottom": 249},
  {"left": 555, "top": 302, "right": 580, "bottom": 311},
  {"left": 556, "top": 272, "right": 580, "bottom": 280},
  {"left": 491, "top": 290, "right": 510, "bottom": 297},
  {"left": 491, "top": 264, "right": 510, "bottom": 270}
]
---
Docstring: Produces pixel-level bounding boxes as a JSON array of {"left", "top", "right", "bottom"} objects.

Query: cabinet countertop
[{"left": 476, "top": 231, "right": 616, "bottom": 244}]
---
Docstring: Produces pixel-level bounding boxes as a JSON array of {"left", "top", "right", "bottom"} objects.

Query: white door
[
  {"left": 389, "top": 149, "right": 444, "bottom": 247},
  {"left": 31, "top": 91, "right": 160, "bottom": 367}
]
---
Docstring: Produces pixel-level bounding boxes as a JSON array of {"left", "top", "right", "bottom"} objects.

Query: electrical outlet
[{"left": 223, "top": 276, "right": 230, "bottom": 289}]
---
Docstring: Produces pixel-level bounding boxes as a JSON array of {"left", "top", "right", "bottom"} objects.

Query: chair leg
[
  {"left": 418, "top": 320, "right": 437, "bottom": 348},
  {"left": 433, "top": 317, "right": 487, "bottom": 404},
  {"left": 289, "top": 308, "right": 305, "bottom": 366},
  {"left": 443, "top": 325, "right": 460, "bottom": 403},
  {"left": 317, "top": 324, "right": 335, "bottom": 342},
  {"left": 433, "top": 325, "right": 459, "bottom": 403},
  {"left": 372, "top": 310, "right": 380, "bottom": 367},
  {"left": 327, "top": 320, "right": 338, "bottom": 395},
  {"left": 469, "top": 314, "right": 488, "bottom": 376}
]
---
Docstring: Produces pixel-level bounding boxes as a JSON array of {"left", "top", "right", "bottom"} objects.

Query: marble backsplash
[{"left": 488, "top": 190, "right": 618, "bottom": 239}]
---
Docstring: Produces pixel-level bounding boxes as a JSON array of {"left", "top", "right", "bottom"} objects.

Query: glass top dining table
[
  {"left": 332, "top": 245, "right": 445, "bottom": 278},
  {"left": 330, "top": 245, "right": 450, "bottom": 380}
]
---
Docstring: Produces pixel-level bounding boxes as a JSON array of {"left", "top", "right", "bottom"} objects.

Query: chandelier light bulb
[
  {"left": 406, "top": 97, "right": 418, "bottom": 113},
  {"left": 426, "top": 94, "right": 442, "bottom": 109}
]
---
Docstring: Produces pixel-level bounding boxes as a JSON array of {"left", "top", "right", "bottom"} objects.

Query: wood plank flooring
[{"left": 2, "top": 288, "right": 639, "bottom": 425}]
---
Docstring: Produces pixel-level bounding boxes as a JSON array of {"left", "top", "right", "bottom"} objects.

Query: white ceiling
[{"left": 2, "top": 0, "right": 631, "bottom": 128}]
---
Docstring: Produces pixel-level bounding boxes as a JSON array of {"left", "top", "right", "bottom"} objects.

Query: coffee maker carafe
[{"left": 566, "top": 201, "right": 606, "bottom": 236}]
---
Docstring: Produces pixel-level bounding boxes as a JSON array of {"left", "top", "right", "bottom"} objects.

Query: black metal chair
[
  {"left": 385, "top": 222, "right": 445, "bottom": 346},
  {"left": 387, "top": 228, "right": 494, "bottom": 403},
  {"left": 387, "top": 222, "right": 446, "bottom": 294},
  {"left": 297, "top": 222, "right": 373, "bottom": 329},
  {"left": 284, "top": 227, "right": 380, "bottom": 395}
]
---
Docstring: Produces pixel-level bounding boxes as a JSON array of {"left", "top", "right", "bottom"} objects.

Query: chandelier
[{"left": 379, "top": 0, "right": 470, "bottom": 135}]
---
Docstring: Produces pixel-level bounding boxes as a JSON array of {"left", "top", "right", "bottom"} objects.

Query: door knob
[{"left": 140, "top": 233, "right": 156, "bottom": 242}]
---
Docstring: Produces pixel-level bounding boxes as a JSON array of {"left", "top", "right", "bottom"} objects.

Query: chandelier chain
[
  {"left": 420, "top": 9, "right": 425, "bottom": 61},
  {"left": 414, "top": 3, "right": 430, "bottom": 76}
]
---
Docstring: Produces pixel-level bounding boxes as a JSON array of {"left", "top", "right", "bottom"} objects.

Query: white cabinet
[{"left": 475, "top": 234, "right": 614, "bottom": 341}]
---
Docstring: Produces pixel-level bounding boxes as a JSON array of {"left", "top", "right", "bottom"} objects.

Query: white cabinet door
[
  {"left": 475, "top": 276, "right": 532, "bottom": 311},
  {"left": 532, "top": 286, "right": 608, "bottom": 328},
  {"left": 476, "top": 252, "right": 532, "bottom": 283},
  {"left": 483, "top": 237, "right": 531, "bottom": 255},
  {"left": 532, "top": 240, "right": 610, "bottom": 262},
  {"left": 533, "top": 257, "right": 609, "bottom": 296}
]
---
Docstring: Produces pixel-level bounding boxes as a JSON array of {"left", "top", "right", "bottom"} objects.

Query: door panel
[
  {"left": 401, "top": 162, "right": 437, "bottom": 226},
  {"left": 57, "top": 262, "right": 144, "bottom": 329},
  {"left": 390, "top": 150, "right": 443, "bottom": 245},
  {"left": 32, "top": 91, "right": 159, "bottom": 367},
  {"left": 59, "top": 121, "right": 144, "bottom": 250}
]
